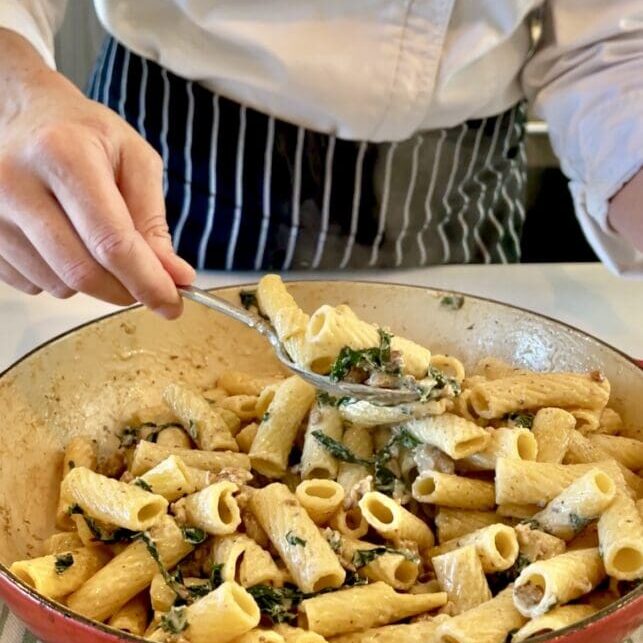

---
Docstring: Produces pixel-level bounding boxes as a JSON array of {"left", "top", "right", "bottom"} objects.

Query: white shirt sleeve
[
  {"left": 522, "top": 0, "right": 643, "bottom": 277},
  {"left": 0, "top": 0, "right": 68, "bottom": 68}
]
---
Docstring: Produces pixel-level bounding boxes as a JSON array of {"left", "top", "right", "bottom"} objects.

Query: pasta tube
[
  {"left": 532, "top": 408, "right": 575, "bottom": 464},
  {"left": 435, "top": 587, "right": 527, "bottom": 643},
  {"left": 588, "top": 434, "right": 643, "bottom": 471},
  {"left": 181, "top": 481, "right": 241, "bottom": 535},
  {"left": 339, "top": 399, "right": 447, "bottom": 428},
  {"left": 155, "top": 426, "right": 192, "bottom": 449},
  {"left": 432, "top": 544, "right": 491, "bottom": 613},
  {"left": 512, "top": 604, "right": 596, "bottom": 642},
  {"left": 10, "top": 547, "right": 110, "bottom": 600},
  {"left": 273, "top": 624, "right": 327, "bottom": 642},
  {"left": 336, "top": 425, "right": 373, "bottom": 498},
  {"left": 295, "top": 480, "right": 345, "bottom": 525},
  {"left": 429, "top": 523, "right": 518, "bottom": 573},
  {"left": 67, "top": 515, "right": 192, "bottom": 621},
  {"left": 412, "top": 472, "right": 495, "bottom": 510},
  {"left": 163, "top": 383, "right": 238, "bottom": 451},
  {"left": 513, "top": 548, "right": 605, "bottom": 618},
  {"left": 183, "top": 581, "right": 260, "bottom": 643},
  {"left": 328, "top": 617, "right": 448, "bottom": 643},
  {"left": 219, "top": 395, "right": 260, "bottom": 421},
  {"left": 401, "top": 414, "right": 489, "bottom": 459},
  {"left": 597, "top": 490, "right": 643, "bottom": 580},
  {"left": 461, "top": 427, "right": 537, "bottom": 470},
  {"left": 107, "top": 593, "right": 149, "bottom": 636},
  {"left": 135, "top": 455, "right": 195, "bottom": 501},
  {"left": 329, "top": 507, "right": 369, "bottom": 539},
  {"left": 337, "top": 535, "right": 419, "bottom": 590},
  {"left": 130, "top": 441, "right": 249, "bottom": 476},
  {"left": 250, "top": 376, "right": 316, "bottom": 478},
  {"left": 236, "top": 422, "right": 259, "bottom": 454},
  {"left": 469, "top": 372, "right": 610, "bottom": 419},
  {"left": 44, "top": 532, "right": 83, "bottom": 555},
  {"left": 212, "top": 534, "right": 282, "bottom": 587},
  {"left": 218, "top": 371, "right": 282, "bottom": 396},
  {"left": 359, "top": 491, "right": 434, "bottom": 550},
  {"left": 298, "top": 581, "right": 446, "bottom": 637},
  {"left": 61, "top": 466, "right": 168, "bottom": 531},
  {"left": 56, "top": 437, "right": 97, "bottom": 530},
  {"left": 300, "top": 405, "right": 343, "bottom": 480},
  {"left": 249, "top": 483, "right": 345, "bottom": 593},
  {"left": 435, "top": 508, "right": 502, "bottom": 543},
  {"left": 531, "top": 469, "right": 616, "bottom": 540},
  {"left": 494, "top": 458, "right": 620, "bottom": 506},
  {"left": 232, "top": 630, "right": 285, "bottom": 643}
]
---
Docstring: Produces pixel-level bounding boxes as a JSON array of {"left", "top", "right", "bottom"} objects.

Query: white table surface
[{"left": 0, "top": 262, "right": 641, "bottom": 371}]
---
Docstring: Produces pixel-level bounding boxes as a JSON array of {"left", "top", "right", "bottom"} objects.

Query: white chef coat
[{"left": 1, "top": 0, "right": 642, "bottom": 275}]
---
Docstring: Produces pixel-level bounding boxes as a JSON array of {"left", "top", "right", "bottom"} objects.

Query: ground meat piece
[
  {"left": 413, "top": 445, "right": 455, "bottom": 475},
  {"left": 515, "top": 581, "right": 545, "bottom": 607},
  {"left": 99, "top": 451, "right": 126, "bottom": 478},
  {"left": 366, "top": 372, "right": 403, "bottom": 389},
  {"left": 344, "top": 475, "right": 373, "bottom": 509}
]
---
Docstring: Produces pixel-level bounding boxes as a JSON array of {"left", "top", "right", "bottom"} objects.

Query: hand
[
  {"left": 0, "top": 29, "right": 195, "bottom": 318},
  {"left": 607, "top": 168, "right": 643, "bottom": 253}
]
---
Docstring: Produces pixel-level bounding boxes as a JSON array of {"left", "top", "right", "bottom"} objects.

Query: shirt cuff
[
  {"left": 0, "top": 1, "right": 56, "bottom": 68},
  {"left": 566, "top": 90, "right": 643, "bottom": 277}
]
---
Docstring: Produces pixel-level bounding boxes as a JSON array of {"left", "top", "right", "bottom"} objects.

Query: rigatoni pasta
[{"left": 11, "top": 276, "right": 641, "bottom": 643}]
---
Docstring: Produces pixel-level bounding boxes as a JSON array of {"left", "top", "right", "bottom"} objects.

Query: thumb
[{"left": 118, "top": 138, "right": 196, "bottom": 285}]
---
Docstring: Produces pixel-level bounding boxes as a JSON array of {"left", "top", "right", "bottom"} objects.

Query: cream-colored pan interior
[{"left": 0, "top": 281, "right": 640, "bottom": 566}]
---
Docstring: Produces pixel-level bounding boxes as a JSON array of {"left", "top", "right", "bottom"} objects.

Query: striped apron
[{"left": 89, "top": 37, "right": 527, "bottom": 271}]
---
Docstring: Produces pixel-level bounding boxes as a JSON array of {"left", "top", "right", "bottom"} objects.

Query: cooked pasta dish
[{"left": 9, "top": 275, "right": 643, "bottom": 643}]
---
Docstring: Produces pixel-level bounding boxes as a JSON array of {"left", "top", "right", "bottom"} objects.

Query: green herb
[
  {"left": 371, "top": 428, "right": 420, "bottom": 496},
  {"left": 440, "top": 295, "right": 465, "bottom": 310},
  {"left": 505, "top": 412, "right": 535, "bottom": 429},
  {"left": 68, "top": 460, "right": 76, "bottom": 470},
  {"left": 133, "top": 478, "right": 153, "bottom": 492},
  {"left": 187, "top": 419, "right": 199, "bottom": 441},
  {"left": 118, "top": 426, "right": 140, "bottom": 448},
  {"left": 316, "top": 392, "right": 350, "bottom": 407},
  {"left": 160, "top": 605, "right": 188, "bottom": 634},
  {"left": 504, "top": 629, "right": 519, "bottom": 643},
  {"left": 520, "top": 518, "right": 542, "bottom": 531},
  {"left": 240, "top": 289, "right": 259, "bottom": 310},
  {"left": 312, "top": 431, "right": 371, "bottom": 466},
  {"left": 118, "top": 422, "right": 180, "bottom": 448},
  {"left": 186, "top": 581, "right": 211, "bottom": 599},
  {"left": 487, "top": 554, "right": 530, "bottom": 595},
  {"left": 182, "top": 527, "right": 207, "bottom": 545},
  {"left": 325, "top": 530, "right": 342, "bottom": 553},
  {"left": 427, "top": 366, "right": 462, "bottom": 397},
  {"left": 54, "top": 553, "right": 74, "bottom": 574},
  {"left": 247, "top": 585, "right": 304, "bottom": 624},
  {"left": 352, "top": 547, "right": 418, "bottom": 569},
  {"left": 138, "top": 532, "right": 189, "bottom": 601},
  {"left": 569, "top": 512, "right": 591, "bottom": 534},
  {"left": 285, "top": 531, "right": 307, "bottom": 547},
  {"left": 262, "top": 412, "right": 271, "bottom": 422},
  {"left": 373, "top": 464, "right": 398, "bottom": 495},
  {"left": 67, "top": 504, "right": 139, "bottom": 544},
  {"left": 210, "top": 563, "right": 224, "bottom": 589},
  {"left": 329, "top": 329, "right": 399, "bottom": 382},
  {"left": 344, "top": 571, "right": 369, "bottom": 587}
]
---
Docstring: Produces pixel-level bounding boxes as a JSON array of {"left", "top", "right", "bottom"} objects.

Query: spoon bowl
[{"left": 178, "top": 285, "right": 421, "bottom": 405}]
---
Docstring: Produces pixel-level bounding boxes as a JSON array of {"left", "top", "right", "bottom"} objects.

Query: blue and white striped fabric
[{"left": 88, "top": 37, "right": 528, "bottom": 271}]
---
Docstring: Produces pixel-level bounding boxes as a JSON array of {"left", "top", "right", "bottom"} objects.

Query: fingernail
[{"left": 153, "top": 302, "right": 182, "bottom": 320}]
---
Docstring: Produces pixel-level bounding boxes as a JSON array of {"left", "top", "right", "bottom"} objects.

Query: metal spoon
[{"left": 178, "top": 285, "right": 420, "bottom": 404}]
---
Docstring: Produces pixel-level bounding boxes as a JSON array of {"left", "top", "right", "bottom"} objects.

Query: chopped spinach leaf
[
  {"left": 520, "top": 518, "right": 542, "bottom": 531},
  {"left": 344, "top": 571, "right": 369, "bottom": 587},
  {"left": 160, "top": 605, "right": 188, "bottom": 634},
  {"left": 312, "top": 431, "right": 371, "bottom": 466},
  {"left": 569, "top": 512, "right": 591, "bottom": 534},
  {"left": 186, "top": 581, "right": 211, "bottom": 599},
  {"left": 285, "top": 531, "right": 306, "bottom": 547},
  {"left": 68, "top": 460, "right": 76, "bottom": 470},
  {"left": 505, "top": 412, "right": 535, "bottom": 429},
  {"left": 182, "top": 526, "right": 207, "bottom": 545},
  {"left": 240, "top": 289, "right": 259, "bottom": 310},
  {"left": 133, "top": 478, "right": 153, "bottom": 492},
  {"left": 262, "top": 412, "right": 271, "bottom": 422},
  {"left": 373, "top": 464, "right": 398, "bottom": 495},
  {"left": 210, "top": 563, "right": 224, "bottom": 589},
  {"left": 187, "top": 419, "right": 199, "bottom": 441},
  {"left": 329, "top": 329, "right": 399, "bottom": 382},
  {"left": 67, "top": 504, "right": 139, "bottom": 544},
  {"left": 118, "top": 426, "right": 140, "bottom": 448},
  {"left": 352, "top": 546, "right": 418, "bottom": 569},
  {"left": 118, "top": 422, "right": 180, "bottom": 448},
  {"left": 316, "top": 391, "right": 350, "bottom": 407},
  {"left": 247, "top": 584, "right": 304, "bottom": 624},
  {"left": 487, "top": 554, "right": 530, "bottom": 595},
  {"left": 54, "top": 552, "right": 74, "bottom": 574},
  {"left": 440, "top": 294, "right": 465, "bottom": 310},
  {"left": 138, "top": 532, "right": 188, "bottom": 601},
  {"left": 427, "top": 366, "right": 462, "bottom": 397}
]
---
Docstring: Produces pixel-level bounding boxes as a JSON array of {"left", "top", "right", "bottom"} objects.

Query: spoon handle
[{"left": 178, "top": 285, "right": 280, "bottom": 347}]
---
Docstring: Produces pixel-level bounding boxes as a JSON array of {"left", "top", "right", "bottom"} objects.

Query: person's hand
[
  {"left": 608, "top": 168, "right": 643, "bottom": 253},
  {"left": 0, "top": 29, "right": 195, "bottom": 318}
]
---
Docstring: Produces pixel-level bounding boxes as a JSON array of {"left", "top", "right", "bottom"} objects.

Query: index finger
[{"left": 33, "top": 128, "right": 183, "bottom": 318}]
